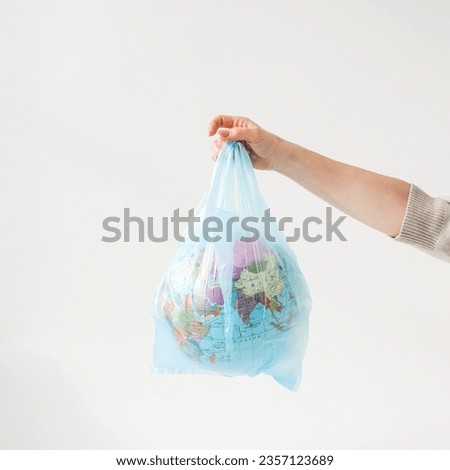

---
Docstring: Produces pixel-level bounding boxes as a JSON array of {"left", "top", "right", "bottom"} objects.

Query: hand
[{"left": 208, "top": 115, "right": 285, "bottom": 170}]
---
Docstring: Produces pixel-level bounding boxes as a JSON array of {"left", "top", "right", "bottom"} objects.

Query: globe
[{"left": 157, "top": 239, "right": 303, "bottom": 376}]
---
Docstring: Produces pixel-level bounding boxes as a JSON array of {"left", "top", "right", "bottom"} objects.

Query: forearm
[{"left": 275, "top": 139, "right": 411, "bottom": 237}]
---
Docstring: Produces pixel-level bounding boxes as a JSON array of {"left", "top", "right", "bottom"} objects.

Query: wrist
[{"left": 273, "top": 138, "right": 305, "bottom": 174}]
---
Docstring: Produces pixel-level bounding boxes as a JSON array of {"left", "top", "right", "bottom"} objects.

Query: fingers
[
  {"left": 208, "top": 114, "right": 252, "bottom": 136},
  {"left": 209, "top": 115, "right": 263, "bottom": 162},
  {"left": 218, "top": 126, "right": 262, "bottom": 143},
  {"left": 210, "top": 126, "right": 262, "bottom": 160},
  {"left": 208, "top": 115, "right": 229, "bottom": 136}
]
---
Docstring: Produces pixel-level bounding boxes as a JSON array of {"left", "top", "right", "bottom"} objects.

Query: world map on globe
[{"left": 157, "top": 240, "right": 300, "bottom": 375}]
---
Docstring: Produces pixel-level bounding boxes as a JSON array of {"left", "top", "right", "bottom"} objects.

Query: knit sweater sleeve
[{"left": 394, "top": 184, "right": 450, "bottom": 262}]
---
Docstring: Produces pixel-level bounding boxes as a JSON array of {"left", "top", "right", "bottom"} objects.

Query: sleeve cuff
[{"left": 395, "top": 184, "right": 448, "bottom": 252}]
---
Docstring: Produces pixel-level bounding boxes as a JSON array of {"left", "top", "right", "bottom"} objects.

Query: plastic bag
[{"left": 152, "top": 141, "right": 312, "bottom": 390}]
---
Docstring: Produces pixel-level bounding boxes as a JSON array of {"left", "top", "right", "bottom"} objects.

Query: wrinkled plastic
[{"left": 152, "top": 141, "right": 312, "bottom": 390}]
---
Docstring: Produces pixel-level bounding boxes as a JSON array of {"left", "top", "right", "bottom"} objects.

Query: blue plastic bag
[{"left": 152, "top": 141, "right": 312, "bottom": 390}]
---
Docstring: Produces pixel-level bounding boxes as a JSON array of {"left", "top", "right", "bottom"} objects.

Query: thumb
[{"left": 217, "top": 127, "right": 259, "bottom": 142}]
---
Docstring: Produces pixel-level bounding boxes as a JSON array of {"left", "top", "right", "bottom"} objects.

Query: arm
[
  {"left": 275, "top": 140, "right": 411, "bottom": 237},
  {"left": 209, "top": 114, "right": 410, "bottom": 237}
]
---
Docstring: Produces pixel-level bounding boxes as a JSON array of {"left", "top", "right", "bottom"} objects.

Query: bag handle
[{"left": 205, "top": 141, "right": 267, "bottom": 217}]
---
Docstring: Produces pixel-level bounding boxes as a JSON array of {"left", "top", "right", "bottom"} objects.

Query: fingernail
[{"left": 218, "top": 128, "right": 230, "bottom": 137}]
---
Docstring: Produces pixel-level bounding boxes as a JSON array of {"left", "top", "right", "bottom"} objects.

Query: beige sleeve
[{"left": 395, "top": 184, "right": 450, "bottom": 262}]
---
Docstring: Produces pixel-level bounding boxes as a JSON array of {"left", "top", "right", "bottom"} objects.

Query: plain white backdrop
[{"left": 1, "top": 0, "right": 449, "bottom": 449}]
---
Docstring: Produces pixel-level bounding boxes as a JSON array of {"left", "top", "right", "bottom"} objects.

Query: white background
[{"left": 1, "top": 0, "right": 449, "bottom": 450}]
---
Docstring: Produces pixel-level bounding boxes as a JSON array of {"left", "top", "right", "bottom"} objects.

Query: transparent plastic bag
[{"left": 152, "top": 141, "right": 312, "bottom": 390}]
